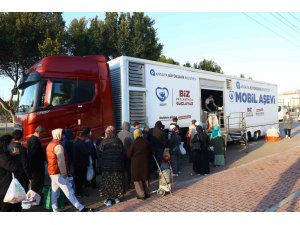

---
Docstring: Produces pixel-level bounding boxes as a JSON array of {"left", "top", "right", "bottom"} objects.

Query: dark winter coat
[
  {"left": 169, "top": 133, "right": 181, "bottom": 155},
  {"left": 72, "top": 138, "right": 90, "bottom": 169},
  {"left": 62, "top": 129, "right": 73, "bottom": 166},
  {"left": 148, "top": 125, "right": 166, "bottom": 153},
  {"left": 0, "top": 151, "right": 17, "bottom": 196},
  {"left": 99, "top": 137, "right": 124, "bottom": 172},
  {"left": 27, "top": 135, "right": 46, "bottom": 173},
  {"left": 10, "top": 143, "right": 32, "bottom": 189},
  {"left": 127, "top": 137, "right": 151, "bottom": 181}
]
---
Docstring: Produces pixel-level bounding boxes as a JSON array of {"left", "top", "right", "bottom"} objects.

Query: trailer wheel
[
  {"left": 157, "top": 189, "right": 165, "bottom": 197},
  {"left": 252, "top": 131, "right": 259, "bottom": 141}
]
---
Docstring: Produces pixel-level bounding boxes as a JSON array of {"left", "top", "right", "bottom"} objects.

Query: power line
[
  {"left": 288, "top": 12, "right": 300, "bottom": 24},
  {"left": 274, "top": 13, "right": 300, "bottom": 34},
  {"left": 242, "top": 13, "right": 300, "bottom": 48},
  {"left": 255, "top": 13, "right": 300, "bottom": 43}
]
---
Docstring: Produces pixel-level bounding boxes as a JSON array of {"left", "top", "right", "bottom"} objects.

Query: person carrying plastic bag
[
  {"left": 0, "top": 135, "right": 20, "bottom": 212},
  {"left": 46, "top": 128, "right": 94, "bottom": 212}
]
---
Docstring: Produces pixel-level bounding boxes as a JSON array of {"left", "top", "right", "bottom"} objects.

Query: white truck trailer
[{"left": 108, "top": 56, "right": 278, "bottom": 143}]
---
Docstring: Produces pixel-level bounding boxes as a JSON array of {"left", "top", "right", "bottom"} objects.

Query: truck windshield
[{"left": 16, "top": 82, "right": 39, "bottom": 113}]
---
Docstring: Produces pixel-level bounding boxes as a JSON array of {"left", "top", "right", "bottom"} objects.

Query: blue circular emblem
[
  {"left": 229, "top": 91, "right": 235, "bottom": 101},
  {"left": 150, "top": 69, "right": 155, "bottom": 76},
  {"left": 236, "top": 81, "right": 240, "bottom": 89}
]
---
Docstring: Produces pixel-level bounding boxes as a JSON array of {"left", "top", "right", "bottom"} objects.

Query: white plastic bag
[
  {"left": 22, "top": 188, "right": 41, "bottom": 209},
  {"left": 86, "top": 156, "right": 95, "bottom": 181},
  {"left": 179, "top": 142, "right": 186, "bottom": 155},
  {"left": 4, "top": 173, "right": 26, "bottom": 204}
]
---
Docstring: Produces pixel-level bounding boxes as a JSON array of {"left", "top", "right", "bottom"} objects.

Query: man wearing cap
[{"left": 27, "top": 125, "right": 46, "bottom": 199}]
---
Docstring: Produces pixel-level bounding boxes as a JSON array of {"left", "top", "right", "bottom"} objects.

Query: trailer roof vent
[
  {"left": 226, "top": 79, "right": 232, "bottom": 90},
  {"left": 128, "top": 62, "right": 145, "bottom": 87}
]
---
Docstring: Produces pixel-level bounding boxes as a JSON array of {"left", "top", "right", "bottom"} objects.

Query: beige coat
[{"left": 283, "top": 116, "right": 293, "bottom": 129}]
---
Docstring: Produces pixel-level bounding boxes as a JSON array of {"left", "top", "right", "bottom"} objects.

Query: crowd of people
[{"left": 0, "top": 117, "right": 226, "bottom": 212}]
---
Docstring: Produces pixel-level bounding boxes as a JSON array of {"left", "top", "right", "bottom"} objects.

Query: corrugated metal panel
[
  {"left": 129, "top": 62, "right": 144, "bottom": 87},
  {"left": 110, "top": 67, "right": 122, "bottom": 131},
  {"left": 129, "top": 91, "right": 146, "bottom": 127}
]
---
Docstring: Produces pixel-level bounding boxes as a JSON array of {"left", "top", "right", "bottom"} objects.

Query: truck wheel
[{"left": 252, "top": 131, "right": 259, "bottom": 141}]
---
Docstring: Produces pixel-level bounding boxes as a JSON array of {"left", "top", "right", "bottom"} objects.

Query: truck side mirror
[{"left": 43, "top": 80, "right": 53, "bottom": 107}]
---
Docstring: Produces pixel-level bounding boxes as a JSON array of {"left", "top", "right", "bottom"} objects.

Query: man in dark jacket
[
  {"left": 72, "top": 130, "right": 90, "bottom": 197},
  {"left": 27, "top": 125, "right": 46, "bottom": 198},
  {"left": 11, "top": 129, "right": 32, "bottom": 192},
  {"left": 0, "top": 135, "right": 19, "bottom": 212}
]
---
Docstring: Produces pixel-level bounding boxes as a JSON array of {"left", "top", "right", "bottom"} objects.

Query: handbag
[
  {"left": 86, "top": 156, "right": 95, "bottom": 181},
  {"left": 3, "top": 172, "right": 26, "bottom": 204},
  {"left": 179, "top": 142, "right": 186, "bottom": 155}
]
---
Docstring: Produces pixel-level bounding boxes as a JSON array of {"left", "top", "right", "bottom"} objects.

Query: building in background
[{"left": 278, "top": 91, "right": 300, "bottom": 118}]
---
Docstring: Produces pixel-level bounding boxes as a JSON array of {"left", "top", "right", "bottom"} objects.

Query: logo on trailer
[
  {"left": 156, "top": 87, "right": 169, "bottom": 102},
  {"left": 150, "top": 69, "right": 155, "bottom": 76},
  {"left": 229, "top": 91, "right": 235, "bottom": 102},
  {"left": 236, "top": 81, "right": 240, "bottom": 89}
]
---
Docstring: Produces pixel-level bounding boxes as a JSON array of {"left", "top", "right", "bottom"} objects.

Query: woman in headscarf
[
  {"left": 99, "top": 126, "right": 125, "bottom": 206},
  {"left": 127, "top": 129, "right": 151, "bottom": 200},
  {"left": 190, "top": 125, "right": 210, "bottom": 175},
  {"left": 210, "top": 125, "right": 225, "bottom": 166}
]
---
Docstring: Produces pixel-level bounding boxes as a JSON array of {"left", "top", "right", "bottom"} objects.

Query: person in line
[
  {"left": 62, "top": 129, "right": 73, "bottom": 175},
  {"left": 99, "top": 126, "right": 125, "bottom": 206},
  {"left": 0, "top": 135, "right": 19, "bottom": 212},
  {"left": 190, "top": 125, "right": 210, "bottom": 175},
  {"left": 133, "top": 121, "right": 141, "bottom": 131},
  {"left": 11, "top": 129, "right": 32, "bottom": 192},
  {"left": 148, "top": 121, "right": 166, "bottom": 178},
  {"left": 169, "top": 125, "right": 181, "bottom": 177},
  {"left": 95, "top": 133, "right": 105, "bottom": 175},
  {"left": 127, "top": 129, "right": 151, "bottom": 200},
  {"left": 27, "top": 125, "right": 46, "bottom": 200},
  {"left": 205, "top": 95, "right": 218, "bottom": 112},
  {"left": 82, "top": 128, "right": 99, "bottom": 189},
  {"left": 210, "top": 126, "right": 225, "bottom": 166},
  {"left": 46, "top": 128, "right": 94, "bottom": 212},
  {"left": 187, "top": 119, "right": 198, "bottom": 164},
  {"left": 117, "top": 121, "right": 133, "bottom": 190},
  {"left": 283, "top": 112, "right": 293, "bottom": 139},
  {"left": 72, "top": 130, "right": 90, "bottom": 197},
  {"left": 170, "top": 116, "right": 180, "bottom": 130}
]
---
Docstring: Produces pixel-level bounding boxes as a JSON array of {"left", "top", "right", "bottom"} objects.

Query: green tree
[
  {"left": 67, "top": 17, "right": 90, "bottom": 55},
  {"left": 128, "top": 12, "right": 163, "bottom": 60},
  {"left": 67, "top": 12, "right": 163, "bottom": 61},
  {"left": 0, "top": 12, "right": 66, "bottom": 122},
  {"left": 159, "top": 55, "right": 179, "bottom": 65},
  {"left": 198, "top": 59, "right": 223, "bottom": 73},
  {"left": 183, "top": 62, "right": 192, "bottom": 67}
]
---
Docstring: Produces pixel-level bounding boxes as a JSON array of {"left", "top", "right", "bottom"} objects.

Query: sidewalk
[
  {"left": 25, "top": 122, "right": 300, "bottom": 212},
  {"left": 100, "top": 145, "right": 300, "bottom": 212}
]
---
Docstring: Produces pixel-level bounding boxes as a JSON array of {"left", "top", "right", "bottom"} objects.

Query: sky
[{"left": 1, "top": 10, "right": 300, "bottom": 100}]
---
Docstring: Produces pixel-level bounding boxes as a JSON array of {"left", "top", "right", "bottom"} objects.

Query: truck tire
[{"left": 252, "top": 131, "right": 259, "bottom": 141}]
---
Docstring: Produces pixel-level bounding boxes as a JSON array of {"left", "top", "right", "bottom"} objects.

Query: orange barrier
[{"left": 265, "top": 136, "right": 281, "bottom": 142}]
